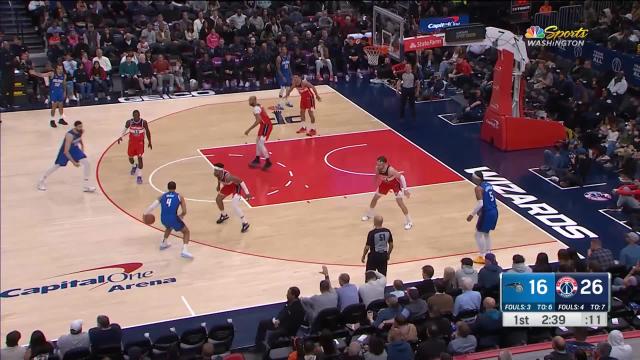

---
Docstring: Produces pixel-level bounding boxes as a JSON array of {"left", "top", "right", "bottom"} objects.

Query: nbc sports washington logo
[{"left": 525, "top": 25, "right": 588, "bottom": 47}]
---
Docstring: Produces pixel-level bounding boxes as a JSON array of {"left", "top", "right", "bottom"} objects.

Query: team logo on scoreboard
[
  {"left": 556, "top": 276, "right": 578, "bottom": 298},
  {"left": 506, "top": 282, "right": 524, "bottom": 293}
]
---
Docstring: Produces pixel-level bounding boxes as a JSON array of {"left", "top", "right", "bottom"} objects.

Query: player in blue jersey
[
  {"left": 143, "top": 181, "right": 193, "bottom": 259},
  {"left": 43, "top": 64, "right": 69, "bottom": 128},
  {"left": 37, "top": 120, "right": 96, "bottom": 192},
  {"left": 466, "top": 171, "right": 498, "bottom": 264},
  {"left": 275, "top": 46, "right": 293, "bottom": 103}
]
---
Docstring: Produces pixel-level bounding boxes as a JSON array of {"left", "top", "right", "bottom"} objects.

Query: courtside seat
[
  {"left": 92, "top": 344, "right": 123, "bottom": 360},
  {"left": 123, "top": 338, "right": 152, "bottom": 359},
  {"left": 366, "top": 299, "right": 387, "bottom": 318},
  {"left": 265, "top": 336, "right": 293, "bottom": 360},
  {"left": 310, "top": 307, "right": 344, "bottom": 335},
  {"left": 341, "top": 303, "right": 367, "bottom": 326},
  {"left": 61, "top": 346, "right": 91, "bottom": 360},
  {"left": 180, "top": 324, "right": 208, "bottom": 356},
  {"left": 266, "top": 345, "right": 291, "bottom": 360},
  {"left": 207, "top": 322, "right": 235, "bottom": 355},
  {"left": 150, "top": 332, "right": 179, "bottom": 357},
  {"left": 455, "top": 309, "right": 478, "bottom": 324}
]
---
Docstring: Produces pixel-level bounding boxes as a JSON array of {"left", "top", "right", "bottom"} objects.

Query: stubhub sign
[{"left": 419, "top": 15, "right": 469, "bottom": 33}]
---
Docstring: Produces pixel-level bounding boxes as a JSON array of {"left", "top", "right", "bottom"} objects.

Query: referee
[
  {"left": 361, "top": 215, "right": 394, "bottom": 276},
  {"left": 396, "top": 63, "right": 420, "bottom": 120}
]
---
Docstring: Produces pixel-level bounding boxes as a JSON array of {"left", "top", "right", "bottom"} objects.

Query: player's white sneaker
[
  {"left": 83, "top": 186, "right": 96, "bottom": 193},
  {"left": 160, "top": 242, "right": 171, "bottom": 250},
  {"left": 37, "top": 181, "right": 47, "bottom": 191},
  {"left": 404, "top": 222, "right": 413, "bottom": 230},
  {"left": 361, "top": 215, "right": 370, "bottom": 221},
  {"left": 181, "top": 251, "right": 194, "bottom": 259}
]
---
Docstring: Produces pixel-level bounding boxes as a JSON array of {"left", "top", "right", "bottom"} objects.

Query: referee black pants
[
  {"left": 366, "top": 252, "right": 389, "bottom": 276},
  {"left": 400, "top": 87, "right": 416, "bottom": 119}
]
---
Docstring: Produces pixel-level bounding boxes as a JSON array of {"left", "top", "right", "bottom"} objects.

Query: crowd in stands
[
  {"left": 2, "top": 0, "right": 384, "bottom": 106},
  {"left": 4, "top": 235, "right": 640, "bottom": 359},
  {"left": 3, "top": 1, "right": 640, "bottom": 359},
  {"left": 248, "top": 235, "right": 640, "bottom": 359}
]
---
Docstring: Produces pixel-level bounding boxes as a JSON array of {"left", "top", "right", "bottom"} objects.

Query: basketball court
[{"left": 0, "top": 85, "right": 567, "bottom": 341}]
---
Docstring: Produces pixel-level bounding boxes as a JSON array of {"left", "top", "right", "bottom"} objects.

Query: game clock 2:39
[{"left": 542, "top": 314, "right": 566, "bottom": 325}]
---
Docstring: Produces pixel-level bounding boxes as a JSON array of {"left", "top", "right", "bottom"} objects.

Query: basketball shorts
[
  {"left": 128, "top": 140, "right": 145, "bottom": 157},
  {"left": 50, "top": 90, "right": 64, "bottom": 103},
  {"left": 220, "top": 183, "right": 241, "bottom": 198},
  {"left": 278, "top": 75, "right": 292, "bottom": 87},
  {"left": 378, "top": 180, "right": 402, "bottom": 196},
  {"left": 300, "top": 95, "right": 315, "bottom": 111},
  {"left": 258, "top": 123, "right": 273, "bottom": 140},
  {"left": 366, "top": 252, "right": 389, "bottom": 276},
  {"left": 476, "top": 209, "right": 498, "bottom": 233},
  {"left": 55, "top": 145, "right": 87, "bottom": 166},
  {"left": 161, "top": 215, "right": 185, "bottom": 232}
]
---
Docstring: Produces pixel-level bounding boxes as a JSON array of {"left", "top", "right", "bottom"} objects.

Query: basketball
[{"left": 143, "top": 213, "right": 155, "bottom": 225}]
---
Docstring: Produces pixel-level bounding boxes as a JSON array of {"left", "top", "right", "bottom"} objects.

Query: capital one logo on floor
[{"left": 0, "top": 262, "right": 177, "bottom": 298}]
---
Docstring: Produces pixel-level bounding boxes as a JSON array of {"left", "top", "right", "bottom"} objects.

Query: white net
[{"left": 364, "top": 46, "right": 387, "bottom": 66}]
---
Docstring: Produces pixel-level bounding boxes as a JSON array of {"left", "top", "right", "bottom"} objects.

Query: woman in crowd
[
  {"left": 74, "top": 61, "right": 91, "bottom": 101},
  {"left": 532, "top": 252, "right": 552, "bottom": 272},
  {"left": 90, "top": 60, "right": 107, "bottom": 101},
  {"left": 23, "top": 330, "right": 54, "bottom": 359}
]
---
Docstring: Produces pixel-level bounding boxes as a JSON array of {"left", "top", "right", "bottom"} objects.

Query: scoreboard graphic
[{"left": 501, "top": 273, "right": 610, "bottom": 327}]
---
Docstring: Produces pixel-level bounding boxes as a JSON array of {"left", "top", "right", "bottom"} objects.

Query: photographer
[
  {"left": 456, "top": 88, "right": 485, "bottom": 123},
  {"left": 420, "top": 72, "right": 445, "bottom": 101}
]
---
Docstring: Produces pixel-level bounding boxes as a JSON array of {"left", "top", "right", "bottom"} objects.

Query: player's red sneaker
[
  {"left": 296, "top": 127, "right": 307, "bottom": 134},
  {"left": 306, "top": 129, "right": 317, "bottom": 136}
]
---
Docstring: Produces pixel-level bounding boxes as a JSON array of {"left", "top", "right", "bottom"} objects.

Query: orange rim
[{"left": 364, "top": 45, "right": 390, "bottom": 55}]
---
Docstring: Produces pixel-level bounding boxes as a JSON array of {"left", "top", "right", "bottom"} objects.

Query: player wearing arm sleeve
[
  {"left": 466, "top": 171, "right": 498, "bottom": 264},
  {"left": 213, "top": 163, "right": 252, "bottom": 233}
]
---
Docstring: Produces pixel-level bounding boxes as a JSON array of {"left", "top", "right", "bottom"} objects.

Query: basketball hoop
[{"left": 363, "top": 45, "right": 389, "bottom": 66}]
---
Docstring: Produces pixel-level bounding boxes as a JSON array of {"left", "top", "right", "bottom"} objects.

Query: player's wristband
[
  {"left": 240, "top": 181, "right": 249, "bottom": 194},
  {"left": 471, "top": 200, "right": 483, "bottom": 216}
]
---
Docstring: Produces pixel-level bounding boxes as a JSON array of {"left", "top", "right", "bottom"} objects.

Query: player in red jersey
[
  {"left": 244, "top": 96, "right": 273, "bottom": 170},
  {"left": 362, "top": 156, "right": 413, "bottom": 230},
  {"left": 213, "top": 163, "right": 252, "bottom": 233},
  {"left": 284, "top": 74, "right": 321, "bottom": 136},
  {"left": 117, "top": 110, "right": 152, "bottom": 184}
]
